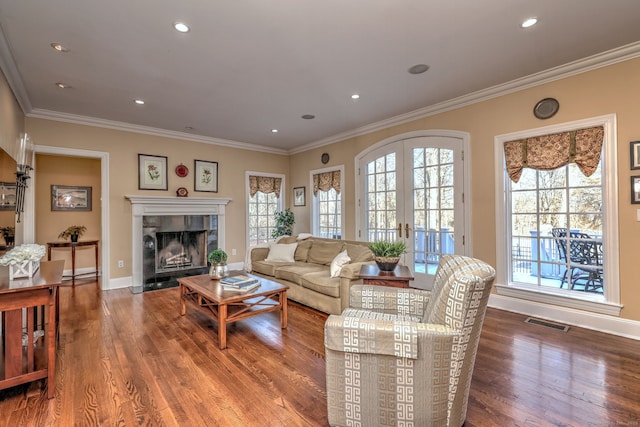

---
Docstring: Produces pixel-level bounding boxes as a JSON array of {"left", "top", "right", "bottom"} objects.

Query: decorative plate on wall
[
  {"left": 176, "top": 187, "right": 189, "bottom": 197},
  {"left": 533, "top": 98, "right": 560, "bottom": 119},
  {"left": 175, "top": 164, "right": 189, "bottom": 177},
  {"left": 321, "top": 152, "right": 330, "bottom": 164}
]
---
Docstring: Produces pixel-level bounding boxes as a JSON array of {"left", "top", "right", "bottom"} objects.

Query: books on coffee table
[{"left": 220, "top": 275, "right": 260, "bottom": 292}]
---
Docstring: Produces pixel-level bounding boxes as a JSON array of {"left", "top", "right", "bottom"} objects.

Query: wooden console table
[
  {"left": 0, "top": 260, "right": 64, "bottom": 398},
  {"left": 47, "top": 240, "right": 99, "bottom": 285},
  {"left": 359, "top": 264, "right": 415, "bottom": 288}
]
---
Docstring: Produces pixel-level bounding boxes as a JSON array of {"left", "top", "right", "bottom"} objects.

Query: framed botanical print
[
  {"left": 138, "top": 154, "right": 168, "bottom": 190},
  {"left": 293, "top": 186, "right": 305, "bottom": 206},
  {"left": 631, "top": 141, "right": 640, "bottom": 170},
  {"left": 194, "top": 159, "right": 218, "bottom": 192},
  {"left": 0, "top": 181, "right": 16, "bottom": 210},
  {"left": 632, "top": 176, "right": 640, "bottom": 204}
]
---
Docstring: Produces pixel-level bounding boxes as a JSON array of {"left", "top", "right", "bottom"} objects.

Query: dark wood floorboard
[{"left": 1, "top": 280, "right": 639, "bottom": 426}]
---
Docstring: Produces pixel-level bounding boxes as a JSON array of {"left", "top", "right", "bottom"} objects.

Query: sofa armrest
[
  {"left": 338, "top": 261, "right": 374, "bottom": 280},
  {"left": 250, "top": 247, "right": 269, "bottom": 263},
  {"left": 325, "top": 314, "right": 456, "bottom": 359},
  {"left": 349, "top": 284, "right": 430, "bottom": 318}
]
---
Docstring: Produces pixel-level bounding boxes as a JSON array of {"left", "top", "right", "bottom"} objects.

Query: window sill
[{"left": 495, "top": 283, "right": 622, "bottom": 316}]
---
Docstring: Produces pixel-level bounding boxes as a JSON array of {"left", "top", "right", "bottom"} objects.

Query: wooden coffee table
[{"left": 177, "top": 272, "right": 288, "bottom": 349}]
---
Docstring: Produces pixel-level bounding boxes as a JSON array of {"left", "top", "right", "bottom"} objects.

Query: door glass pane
[{"left": 366, "top": 153, "right": 398, "bottom": 242}]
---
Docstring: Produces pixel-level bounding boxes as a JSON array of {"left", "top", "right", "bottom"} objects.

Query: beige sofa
[{"left": 248, "top": 236, "right": 374, "bottom": 314}]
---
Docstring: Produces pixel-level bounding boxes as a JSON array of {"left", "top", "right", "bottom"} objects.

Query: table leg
[
  {"left": 218, "top": 303, "right": 227, "bottom": 349},
  {"left": 71, "top": 245, "right": 76, "bottom": 285},
  {"left": 47, "top": 293, "right": 56, "bottom": 398},
  {"left": 180, "top": 284, "right": 186, "bottom": 316},
  {"left": 280, "top": 290, "right": 288, "bottom": 328},
  {"left": 47, "top": 245, "right": 52, "bottom": 261}
]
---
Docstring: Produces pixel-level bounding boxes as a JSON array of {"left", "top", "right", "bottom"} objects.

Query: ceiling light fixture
[
  {"left": 134, "top": 99, "right": 145, "bottom": 105},
  {"left": 50, "top": 43, "right": 69, "bottom": 52},
  {"left": 351, "top": 94, "right": 360, "bottom": 100},
  {"left": 301, "top": 114, "right": 315, "bottom": 120},
  {"left": 408, "top": 64, "right": 429, "bottom": 75},
  {"left": 55, "top": 82, "right": 71, "bottom": 89},
  {"left": 173, "top": 22, "right": 190, "bottom": 33},
  {"left": 521, "top": 17, "right": 538, "bottom": 28},
  {"left": 271, "top": 129, "right": 278, "bottom": 133}
]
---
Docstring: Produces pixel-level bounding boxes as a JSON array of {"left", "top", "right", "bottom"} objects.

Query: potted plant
[
  {"left": 58, "top": 225, "right": 87, "bottom": 242},
  {"left": 368, "top": 240, "right": 407, "bottom": 272},
  {"left": 208, "top": 248, "right": 229, "bottom": 279},
  {"left": 1, "top": 226, "right": 15, "bottom": 247},
  {"left": 271, "top": 208, "right": 295, "bottom": 238}
]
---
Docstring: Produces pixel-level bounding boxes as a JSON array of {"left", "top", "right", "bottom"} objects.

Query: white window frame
[
  {"left": 245, "top": 171, "right": 285, "bottom": 248},
  {"left": 309, "top": 165, "right": 345, "bottom": 239},
  {"left": 494, "top": 114, "right": 621, "bottom": 316}
]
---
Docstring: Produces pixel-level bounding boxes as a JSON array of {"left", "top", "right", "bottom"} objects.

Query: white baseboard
[
  {"left": 489, "top": 293, "right": 640, "bottom": 341},
  {"left": 105, "top": 275, "right": 132, "bottom": 291}
]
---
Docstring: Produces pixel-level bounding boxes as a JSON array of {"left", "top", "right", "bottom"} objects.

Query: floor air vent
[{"left": 524, "top": 317, "right": 570, "bottom": 332}]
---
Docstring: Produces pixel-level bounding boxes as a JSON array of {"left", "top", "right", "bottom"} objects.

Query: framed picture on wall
[
  {"left": 0, "top": 181, "right": 16, "bottom": 210},
  {"left": 138, "top": 154, "right": 168, "bottom": 190},
  {"left": 632, "top": 176, "right": 640, "bottom": 204},
  {"left": 631, "top": 141, "right": 640, "bottom": 170},
  {"left": 293, "top": 186, "right": 305, "bottom": 206},
  {"left": 194, "top": 159, "right": 218, "bottom": 192},
  {"left": 51, "top": 185, "right": 92, "bottom": 211}
]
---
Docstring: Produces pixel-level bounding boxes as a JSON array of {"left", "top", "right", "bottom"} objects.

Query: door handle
[
  {"left": 398, "top": 223, "right": 402, "bottom": 238},
  {"left": 405, "top": 223, "right": 410, "bottom": 239}
]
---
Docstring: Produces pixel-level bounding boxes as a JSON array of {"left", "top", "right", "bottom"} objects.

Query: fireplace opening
[{"left": 141, "top": 215, "right": 218, "bottom": 292}]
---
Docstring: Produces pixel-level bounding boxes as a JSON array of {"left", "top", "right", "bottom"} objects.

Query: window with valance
[
  {"left": 249, "top": 175, "right": 282, "bottom": 198},
  {"left": 503, "top": 125, "right": 604, "bottom": 182},
  {"left": 312, "top": 170, "right": 341, "bottom": 196}
]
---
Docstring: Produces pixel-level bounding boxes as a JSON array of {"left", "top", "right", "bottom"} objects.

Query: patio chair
[
  {"left": 551, "top": 228, "right": 603, "bottom": 291},
  {"left": 324, "top": 254, "right": 496, "bottom": 427}
]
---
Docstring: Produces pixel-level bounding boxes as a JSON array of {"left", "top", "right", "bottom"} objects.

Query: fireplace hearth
[{"left": 126, "top": 196, "right": 230, "bottom": 293}]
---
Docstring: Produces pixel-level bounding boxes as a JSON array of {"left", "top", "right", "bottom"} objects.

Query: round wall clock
[
  {"left": 533, "top": 98, "right": 560, "bottom": 119},
  {"left": 175, "top": 164, "right": 189, "bottom": 177},
  {"left": 176, "top": 187, "right": 189, "bottom": 197},
  {"left": 321, "top": 152, "right": 330, "bottom": 164}
]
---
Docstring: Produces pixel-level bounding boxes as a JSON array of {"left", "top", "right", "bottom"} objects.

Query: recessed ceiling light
[
  {"left": 521, "top": 17, "right": 538, "bottom": 28},
  {"left": 408, "top": 64, "right": 429, "bottom": 75},
  {"left": 134, "top": 99, "right": 145, "bottom": 105},
  {"left": 50, "top": 43, "right": 69, "bottom": 52},
  {"left": 173, "top": 22, "right": 190, "bottom": 33},
  {"left": 301, "top": 114, "right": 315, "bottom": 120},
  {"left": 351, "top": 94, "right": 360, "bottom": 100},
  {"left": 55, "top": 82, "right": 71, "bottom": 89},
  {"left": 271, "top": 129, "right": 278, "bottom": 133}
]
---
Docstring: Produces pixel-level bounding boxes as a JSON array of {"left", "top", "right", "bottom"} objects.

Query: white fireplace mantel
[{"left": 125, "top": 195, "right": 231, "bottom": 290}]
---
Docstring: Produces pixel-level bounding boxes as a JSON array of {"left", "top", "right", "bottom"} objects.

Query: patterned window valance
[
  {"left": 503, "top": 125, "right": 604, "bottom": 182},
  {"left": 249, "top": 175, "right": 282, "bottom": 198},
  {"left": 313, "top": 170, "right": 341, "bottom": 196}
]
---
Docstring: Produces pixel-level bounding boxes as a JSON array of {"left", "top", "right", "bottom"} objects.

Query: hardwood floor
[{"left": 1, "top": 279, "right": 639, "bottom": 426}]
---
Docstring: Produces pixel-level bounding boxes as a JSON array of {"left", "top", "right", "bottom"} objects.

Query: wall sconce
[{"left": 14, "top": 133, "right": 34, "bottom": 223}]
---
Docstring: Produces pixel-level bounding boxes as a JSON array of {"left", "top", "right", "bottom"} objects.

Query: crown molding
[
  {"left": 289, "top": 41, "right": 640, "bottom": 155},
  {"left": 0, "top": 24, "right": 31, "bottom": 113},
  {"left": 27, "top": 109, "right": 288, "bottom": 155}
]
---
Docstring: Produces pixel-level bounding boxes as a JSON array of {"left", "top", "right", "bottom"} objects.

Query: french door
[{"left": 358, "top": 134, "right": 467, "bottom": 289}]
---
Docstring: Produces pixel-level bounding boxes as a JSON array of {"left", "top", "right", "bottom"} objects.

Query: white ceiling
[{"left": 1, "top": 0, "right": 640, "bottom": 153}]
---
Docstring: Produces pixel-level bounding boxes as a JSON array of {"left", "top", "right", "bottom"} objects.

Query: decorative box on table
[{"left": 9, "top": 260, "right": 40, "bottom": 280}]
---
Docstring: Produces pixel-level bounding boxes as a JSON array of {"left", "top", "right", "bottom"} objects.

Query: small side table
[
  {"left": 47, "top": 240, "right": 99, "bottom": 285},
  {"left": 359, "top": 264, "right": 415, "bottom": 288}
]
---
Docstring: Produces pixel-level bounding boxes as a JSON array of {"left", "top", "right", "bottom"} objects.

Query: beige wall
[
  {"left": 0, "top": 68, "right": 24, "bottom": 157},
  {"left": 35, "top": 154, "right": 101, "bottom": 269},
  {"left": 25, "top": 118, "right": 290, "bottom": 278},
  {"left": 290, "top": 57, "right": 640, "bottom": 322}
]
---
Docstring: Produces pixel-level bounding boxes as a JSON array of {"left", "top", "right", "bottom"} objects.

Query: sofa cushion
[
  {"left": 265, "top": 242, "right": 298, "bottom": 262},
  {"left": 275, "top": 262, "right": 328, "bottom": 285},
  {"left": 278, "top": 236, "right": 298, "bottom": 244},
  {"left": 307, "top": 240, "right": 344, "bottom": 265},
  {"left": 294, "top": 239, "right": 313, "bottom": 262},
  {"left": 343, "top": 243, "right": 373, "bottom": 263},
  {"left": 252, "top": 260, "right": 293, "bottom": 277},
  {"left": 301, "top": 271, "right": 341, "bottom": 298},
  {"left": 330, "top": 250, "right": 351, "bottom": 278}
]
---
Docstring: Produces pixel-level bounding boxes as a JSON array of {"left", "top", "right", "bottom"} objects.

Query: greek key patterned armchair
[{"left": 324, "top": 255, "right": 496, "bottom": 427}]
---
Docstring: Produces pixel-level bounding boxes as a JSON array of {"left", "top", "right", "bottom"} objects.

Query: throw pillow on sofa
[
  {"left": 265, "top": 242, "right": 298, "bottom": 262},
  {"left": 330, "top": 250, "right": 351, "bottom": 278}
]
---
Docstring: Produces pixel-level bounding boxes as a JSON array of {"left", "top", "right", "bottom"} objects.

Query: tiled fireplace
[{"left": 126, "top": 196, "right": 231, "bottom": 293}]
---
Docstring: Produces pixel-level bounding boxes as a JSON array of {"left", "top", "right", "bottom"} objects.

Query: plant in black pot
[
  {"left": 368, "top": 240, "right": 406, "bottom": 272},
  {"left": 58, "top": 225, "right": 87, "bottom": 243},
  {"left": 208, "top": 248, "right": 229, "bottom": 279}
]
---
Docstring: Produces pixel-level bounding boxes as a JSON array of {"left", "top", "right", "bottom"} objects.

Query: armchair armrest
[
  {"left": 325, "top": 313, "right": 457, "bottom": 359},
  {"left": 349, "top": 284, "right": 430, "bottom": 318}
]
